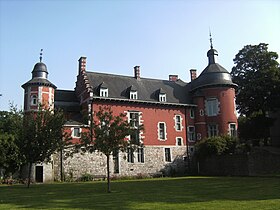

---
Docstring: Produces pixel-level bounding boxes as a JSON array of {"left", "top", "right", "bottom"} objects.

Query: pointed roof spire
[{"left": 39, "top": 49, "right": 43, "bottom": 62}]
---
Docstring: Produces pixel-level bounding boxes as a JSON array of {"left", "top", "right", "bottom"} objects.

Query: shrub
[
  {"left": 79, "top": 173, "right": 94, "bottom": 182},
  {"left": 195, "top": 135, "right": 239, "bottom": 159}
]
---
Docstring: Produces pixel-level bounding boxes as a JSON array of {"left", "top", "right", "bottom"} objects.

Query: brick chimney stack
[
  {"left": 190, "top": 69, "right": 197, "bottom": 81},
  {"left": 169, "top": 75, "right": 178, "bottom": 82},
  {"left": 134, "top": 66, "right": 140, "bottom": 80},
  {"left": 78, "top": 57, "right": 87, "bottom": 75}
]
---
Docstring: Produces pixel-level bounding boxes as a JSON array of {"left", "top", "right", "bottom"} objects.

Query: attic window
[
  {"left": 130, "top": 91, "right": 138, "bottom": 100},
  {"left": 100, "top": 88, "right": 108, "bottom": 97},
  {"left": 159, "top": 93, "right": 166, "bottom": 102}
]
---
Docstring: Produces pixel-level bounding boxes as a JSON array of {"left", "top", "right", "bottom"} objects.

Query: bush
[
  {"left": 79, "top": 173, "right": 94, "bottom": 182},
  {"left": 195, "top": 135, "right": 239, "bottom": 159}
]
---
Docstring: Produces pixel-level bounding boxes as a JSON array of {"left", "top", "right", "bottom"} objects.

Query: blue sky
[{"left": 0, "top": 0, "right": 279, "bottom": 111}]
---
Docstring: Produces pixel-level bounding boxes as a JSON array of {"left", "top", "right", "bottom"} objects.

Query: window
[
  {"left": 100, "top": 88, "right": 108, "bottom": 97},
  {"left": 229, "top": 123, "right": 237, "bottom": 137},
  {"left": 188, "top": 146, "right": 195, "bottom": 156},
  {"left": 129, "top": 112, "right": 140, "bottom": 144},
  {"left": 130, "top": 91, "right": 138, "bottom": 100},
  {"left": 159, "top": 93, "right": 166, "bottom": 102},
  {"left": 31, "top": 95, "right": 37, "bottom": 105},
  {"left": 208, "top": 124, "right": 218, "bottom": 137},
  {"left": 129, "top": 112, "right": 139, "bottom": 128},
  {"left": 190, "top": 109, "right": 195, "bottom": 119},
  {"left": 188, "top": 126, "right": 196, "bottom": 142},
  {"left": 175, "top": 115, "right": 182, "bottom": 131},
  {"left": 176, "top": 137, "right": 183, "bottom": 146},
  {"left": 158, "top": 122, "right": 166, "bottom": 140},
  {"left": 137, "top": 147, "right": 144, "bottom": 163},
  {"left": 164, "top": 148, "right": 171, "bottom": 162},
  {"left": 206, "top": 98, "right": 219, "bottom": 116},
  {"left": 127, "top": 147, "right": 134, "bottom": 163},
  {"left": 72, "top": 127, "right": 81, "bottom": 138}
]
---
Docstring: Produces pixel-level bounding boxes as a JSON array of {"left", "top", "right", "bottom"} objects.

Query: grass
[{"left": 0, "top": 176, "right": 279, "bottom": 210}]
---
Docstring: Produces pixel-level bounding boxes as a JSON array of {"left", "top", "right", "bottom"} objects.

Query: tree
[
  {"left": 0, "top": 134, "right": 21, "bottom": 178},
  {"left": 78, "top": 106, "right": 143, "bottom": 193},
  {"left": 231, "top": 43, "right": 280, "bottom": 116},
  {"left": 19, "top": 107, "right": 71, "bottom": 187},
  {"left": 0, "top": 105, "right": 23, "bottom": 178}
]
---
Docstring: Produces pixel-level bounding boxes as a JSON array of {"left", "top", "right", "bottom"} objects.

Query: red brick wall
[{"left": 90, "top": 101, "right": 191, "bottom": 147}]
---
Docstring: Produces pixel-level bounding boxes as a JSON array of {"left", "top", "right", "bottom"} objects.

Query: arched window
[{"left": 31, "top": 95, "right": 37, "bottom": 106}]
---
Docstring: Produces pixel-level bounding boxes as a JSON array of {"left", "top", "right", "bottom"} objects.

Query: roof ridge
[{"left": 86, "top": 70, "right": 185, "bottom": 83}]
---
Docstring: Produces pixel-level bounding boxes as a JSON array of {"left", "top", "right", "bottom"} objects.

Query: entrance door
[{"left": 35, "top": 166, "right": 43, "bottom": 182}]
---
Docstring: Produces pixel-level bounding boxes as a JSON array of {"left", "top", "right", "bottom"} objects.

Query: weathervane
[{"left": 39, "top": 49, "right": 43, "bottom": 62}]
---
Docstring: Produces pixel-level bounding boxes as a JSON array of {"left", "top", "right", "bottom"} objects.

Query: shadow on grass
[{"left": 0, "top": 176, "right": 280, "bottom": 210}]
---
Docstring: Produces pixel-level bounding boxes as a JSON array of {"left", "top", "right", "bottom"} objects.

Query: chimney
[
  {"left": 190, "top": 69, "right": 197, "bottom": 81},
  {"left": 169, "top": 75, "right": 178, "bottom": 82},
  {"left": 78, "top": 57, "right": 87, "bottom": 75},
  {"left": 134, "top": 66, "right": 140, "bottom": 79}
]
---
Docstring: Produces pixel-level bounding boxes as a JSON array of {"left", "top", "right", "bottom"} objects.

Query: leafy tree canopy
[
  {"left": 78, "top": 106, "right": 143, "bottom": 192},
  {"left": 231, "top": 43, "right": 280, "bottom": 116},
  {"left": 19, "top": 107, "right": 71, "bottom": 187}
]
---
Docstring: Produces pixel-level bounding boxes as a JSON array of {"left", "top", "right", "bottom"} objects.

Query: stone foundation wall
[{"left": 53, "top": 146, "right": 188, "bottom": 180}]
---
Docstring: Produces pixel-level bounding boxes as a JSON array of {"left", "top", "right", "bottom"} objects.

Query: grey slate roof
[
  {"left": 190, "top": 62, "right": 237, "bottom": 92},
  {"left": 54, "top": 90, "right": 80, "bottom": 112},
  {"left": 22, "top": 77, "right": 56, "bottom": 89},
  {"left": 86, "top": 71, "right": 192, "bottom": 105}
]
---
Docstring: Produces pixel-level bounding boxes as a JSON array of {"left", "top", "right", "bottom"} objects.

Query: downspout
[{"left": 184, "top": 107, "right": 190, "bottom": 174}]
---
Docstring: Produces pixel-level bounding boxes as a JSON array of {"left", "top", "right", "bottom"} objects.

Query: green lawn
[{"left": 0, "top": 176, "right": 279, "bottom": 210}]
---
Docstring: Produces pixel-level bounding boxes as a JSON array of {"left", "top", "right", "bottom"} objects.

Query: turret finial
[
  {"left": 209, "top": 29, "right": 213, "bottom": 49},
  {"left": 39, "top": 49, "right": 43, "bottom": 62}
]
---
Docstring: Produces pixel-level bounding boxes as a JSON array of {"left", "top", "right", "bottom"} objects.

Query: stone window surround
[
  {"left": 71, "top": 127, "right": 81, "bottom": 138},
  {"left": 187, "top": 126, "right": 196, "bottom": 142},
  {"left": 158, "top": 122, "right": 167, "bottom": 141},
  {"left": 164, "top": 147, "right": 172, "bottom": 162},
  {"left": 176, "top": 137, "right": 183, "bottom": 146},
  {"left": 174, "top": 115, "right": 183, "bottom": 131}
]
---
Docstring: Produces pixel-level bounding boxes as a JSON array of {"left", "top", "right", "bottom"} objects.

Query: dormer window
[
  {"left": 159, "top": 93, "right": 166, "bottom": 102},
  {"left": 158, "top": 88, "right": 166, "bottom": 102},
  {"left": 130, "top": 90, "right": 138, "bottom": 100},
  {"left": 99, "top": 82, "right": 108, "bottom": 97},
  {"left": 100, "top": 88, "right": 108, "bottom": 97}
]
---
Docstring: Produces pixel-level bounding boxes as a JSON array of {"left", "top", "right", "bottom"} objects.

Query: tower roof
[
  {"left": 190, "top": 40, "right": 237, "bottom": 92},
  {"left": 32, "top": 62, "right": 48, "bottom": 78}
]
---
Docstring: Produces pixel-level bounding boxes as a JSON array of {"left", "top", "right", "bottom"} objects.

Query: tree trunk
[
  {"left": 106, "top": 154, "right": 111, "bottom": 193},
  {"left": 27, "top": 162, "right": 32, "bottom": 188}
]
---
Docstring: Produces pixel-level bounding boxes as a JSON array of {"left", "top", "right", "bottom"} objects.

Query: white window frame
[
  {"left": 31, "top": 95, "right": 38, "bottom": 106},
  {"left": 100, "top": 88, "right": 108, "bottom": 97},
  {"left": 205, "top": 98, "right": 219, "bottom": 116},
  {"left": 164, "top": 148, "right": 172, "bottom": 162},
  {"left": 187, "top": 126, "right": 196, "bottom": 142},
  {"left": 158, "top": 122, "right": 167, "bottom": 140},
  {"left": 130, "top": 91, "right": 138, "bottom": 100},
  {"left": 159, "top": 93, "right": 166, "bottom": 102},
  {"left": 229, "top": 123, "right": 237, "bottom": 137},
  {"left": 208, "top": 124, "right": 218, "bottom": 137},
  {"left": 71, "top": 127, "right": 81, "bottom": 138},
  {"left": 176, "top": 137, "right": 183, "bottom": 146},
  {"left": 174, "top": 115, "right": 183, "bottom": 131}
]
